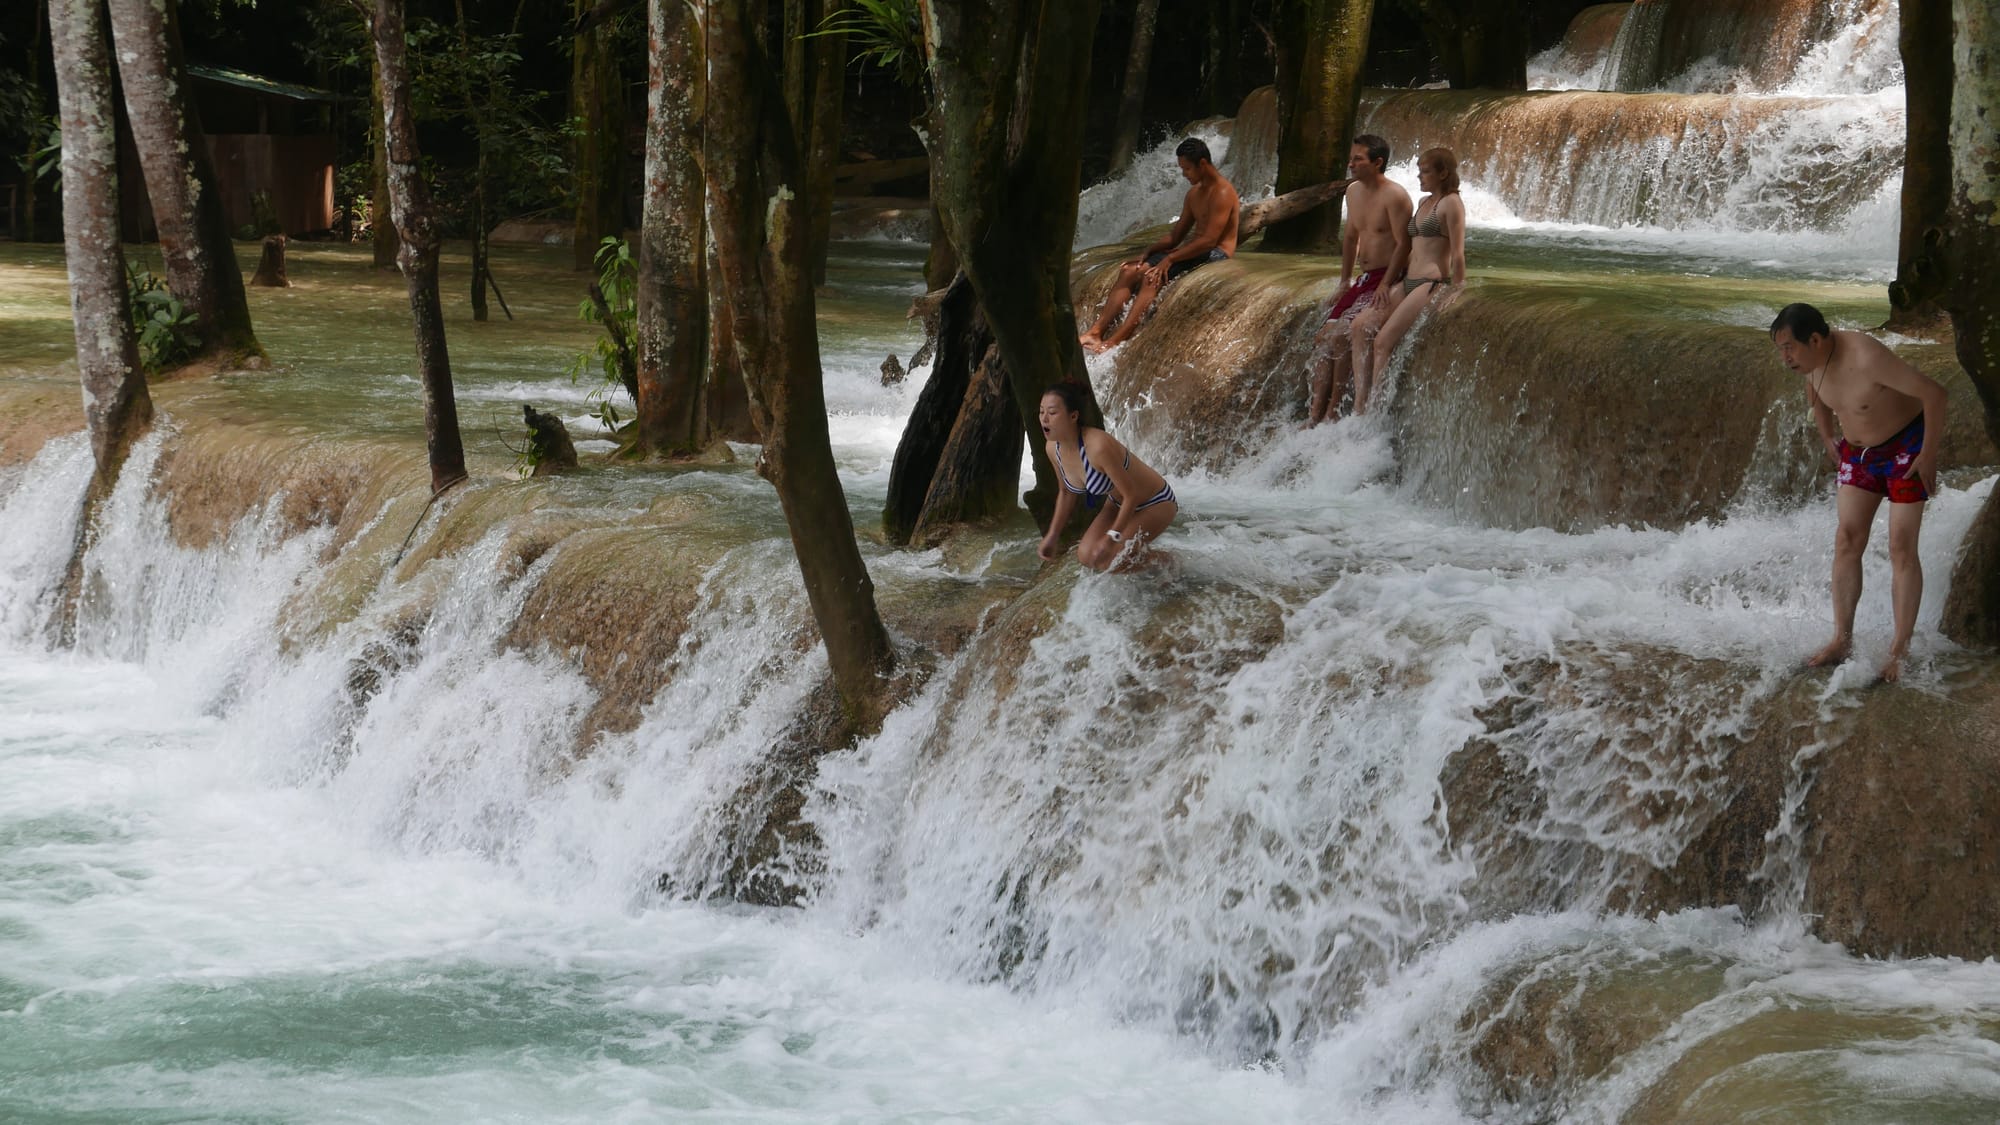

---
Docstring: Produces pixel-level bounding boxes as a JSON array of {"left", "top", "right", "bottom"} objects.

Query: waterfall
[{"left": 1603, "top": 0, "right": 1672, "bottom": 91}]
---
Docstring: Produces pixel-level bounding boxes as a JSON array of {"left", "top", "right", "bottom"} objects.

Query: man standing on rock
[
  {"left": 1772, "top": 302, "right": 1949, "bottom": 683},
  {"left": 1307, "top": 135, "right": 1412, "bottom": 426},
  {"left": 1079, "top": 138, "right": 1240, "bottom": 355}
]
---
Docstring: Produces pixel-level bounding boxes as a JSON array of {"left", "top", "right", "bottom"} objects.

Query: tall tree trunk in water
[
  {"left": 1940, "top": 0, "right": 2000, "bottom": 646},
  {"left": 19, "top": 4, "right": 43, "bottom": 242},
  {"left": 571, "top": 0, "right": 626, "bottom": 270},
  {"left": 1107, "top": 0, "right": 1161, "bottom": 178},
  {"left": 50, "top": 0, "right": 151, "bottom": 479},
  {"left": 370, "top": 54, "right": 399, "bottom": 269},
  {"left": 454, "top": 0, "right": 489, "bottom": 322},
  {"left": 634, "top": 0, "right": 712, "bottom": 456},
  {"left": 699, "top": 0, "right": 897, "bottom": 732},
  {"left": 105, "top": 0, "right": 258, "bottom": 361},
  {"left": 373, "top": 0, "right": 468, "bottom": 493},
  {"left": 1261, "top": 0, "right": 1374, "bottom": 252},
  {"left": 919, "top": 0, "right": 1103, "bottom": 528},
  {"left": 803, "top": 0, "right": 844, "bottom": 288},
  {"left": 1889, "top": 0, "right": 1952, "bottom": 332}
]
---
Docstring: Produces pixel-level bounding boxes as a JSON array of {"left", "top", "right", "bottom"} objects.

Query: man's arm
[
  {"left": 1384, "top": 190, "right": 1415, "bottom": 285},
  {"left": 1165, "top": 183, "right": 1237, "bottom": 264},
  {"left": 1805, "top": 380, "right": 1842, "bottom": 469},
  {"left": 1144, "top": 191, "right": 1197, "bottom": 258},
  {"left": 1337, "top": 184, "right": 1360, "bottom": 288}
]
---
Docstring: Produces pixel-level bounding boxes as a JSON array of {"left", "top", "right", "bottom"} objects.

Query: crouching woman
[{"left": 1035, "top": 383, "right": 1178, "bottom": 571}]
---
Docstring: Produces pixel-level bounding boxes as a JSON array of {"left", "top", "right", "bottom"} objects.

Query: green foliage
[
  {"left": 20, "top": 119, "right": 60, "bottom": 185},
  {"left": 0, "top": 55, "right": 45, "bottom": 154},
  {"left": 812, "top": 0, "right": 924, "bottom": 87},
  {"left": 125, "top": 261, "right": 203, "bottom": 372},
  {"left": 565, "top": 236, "right": 636, "bottom": 429},
  {"left": 409, "top": 18, "right": 570, "bottom": 227}
]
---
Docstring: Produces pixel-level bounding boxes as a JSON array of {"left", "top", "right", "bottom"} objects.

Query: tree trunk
[
  {"left": 1889, "top": 0, "right": 1952, "bottom": 332},
  {"left": 803, "top": 0, "right": 845, "bottom": 288},
  {"left": 373, "top": 0, "right": 468, "bottom": 494},
  {"left": 885, "top": 273, "right": 983, "bottom": 542},
  {"left": 920, "top": 0, "right": 1103, "bottom": 529},
  {"left": 470, "top": 158, "right": 490, "bottom": 322},
  {"left": 705, "top": 235, "right": 757, "bottom": 442},
  {"left": 250, "top": 234, "right": 289, "bottom": 286},
  {"left": 699, "top": 0, "right": 897, "bottom": 732},
  {"left": 50, "top": 0, "right": 152, "bottom": 480},
  {"left": 634, "top": 0, "right": 713, "bottom": 456},
  {"left": 1941, "top": 0, "right": 2000, "bottom": 645},
  {"left": 571, "top": 0, "right": 626, "bottom": 270},
  {"left": 1405, "top": 0, "right": 1527, "bottom": 90},
  {"left": 105, "top": 0, "right": 259, "bottom": 362},
  {"left": 910, "top": 342, "right": 1023, "bottom": 544},
  {"left": 370, "top": 54, "right": 399, "bottom": 269},
  {"left": 1261, "top": 0, "right": 1374, "bottom": 252},
  {"left": 1107, "top": 0, "right": 1161, "bottom": 178},
  {"left": 923, "top": 198, "right": 957, "bottom": 290},
  {"left": 18, "top": 4, "right": 42, "bottom": 243}
]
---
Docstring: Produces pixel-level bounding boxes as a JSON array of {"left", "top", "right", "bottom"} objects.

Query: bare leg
[
  {"left": 1076, "top": 499, "right": 1178, "bottom": 573},
  {"left": 1080, "top": 263, "right": 1146, "bottom": 349},
  {"left": 1809, "top": 485, "right": 1882, "bottom": 668},
  {"left": 1364, "top": 282, "right": 1440, "bottom": 412},
  {"left": 1096, "top": 273, "right": 1166, "bottom": 351},
  {"left": 1307, "top": 318, "right": 1353, "bottom": 425},
  {"left": 1879, "top": 498, "right": 1926, "bottom": 681},
  {"left": 1074, "top": 502, "right": 1124, "bottom": 571},
  {"left": 1348, "top": 297, "right": 1394, "bottom": 416}
]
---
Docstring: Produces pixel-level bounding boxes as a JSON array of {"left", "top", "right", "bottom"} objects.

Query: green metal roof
[{"left": 186, "top": 66, "right": 346, "bottom": 103}]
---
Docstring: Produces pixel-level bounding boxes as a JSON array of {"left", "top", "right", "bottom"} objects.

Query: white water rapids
[{"left": 8, "top": 7, "right": 2000, "bottom": 1118}]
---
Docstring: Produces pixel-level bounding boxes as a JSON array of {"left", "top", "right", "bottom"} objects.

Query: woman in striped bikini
[{"left": 1036, "top": 382, "right": 1178, "bottom": 572}]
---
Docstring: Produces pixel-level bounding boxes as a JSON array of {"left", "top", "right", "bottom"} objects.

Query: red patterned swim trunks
[
  {"left": 1837, "top": 414, "right": 1928, "bottom": 503},
  {"left": 1326, "top": 268, "right": 1385, "bottom": 322}
]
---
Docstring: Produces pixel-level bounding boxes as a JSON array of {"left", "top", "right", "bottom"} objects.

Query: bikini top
[
  {"left": 1408, "top": 197, "right": 1446, "bottom": 239},
  {"left": 1054, "top": 437, "right": 1128, "bottom": 507}
]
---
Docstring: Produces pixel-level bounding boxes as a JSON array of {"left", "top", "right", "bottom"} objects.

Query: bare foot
[
  {"left": 1877, "top": 649, "right": 1907, "bottom": 683},
  {"left": 1078, "top": 332, "right": 1103, "bottom": 352},
  {"left": 1804, "top": 636, "right": 1851, "bottom": 669}
]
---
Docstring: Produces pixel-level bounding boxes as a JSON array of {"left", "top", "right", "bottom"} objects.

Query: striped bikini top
[
  {"left": 1408, "top": 197, "right": 1445, "bottom": 239},
  {"left": 1054, "top": 437, "right": 1128, "bottom": 507}
]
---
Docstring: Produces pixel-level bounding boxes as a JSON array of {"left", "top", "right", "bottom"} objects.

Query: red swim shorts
[
  {"left": 1837, "top": 415, "right": 1928, "bottom": 503},
  {"left": 1326, "top": 268, "right": 1385, "bottom": 322}
]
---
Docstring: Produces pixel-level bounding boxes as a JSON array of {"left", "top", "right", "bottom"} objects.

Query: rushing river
[{"left": 9, "top": 9, "right": 2000, "bottom": 1118}]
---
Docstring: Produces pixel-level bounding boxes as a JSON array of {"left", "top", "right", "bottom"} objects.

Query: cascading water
[{"left": 7, "top": 8, "right": 2000, "bottom": 1124}]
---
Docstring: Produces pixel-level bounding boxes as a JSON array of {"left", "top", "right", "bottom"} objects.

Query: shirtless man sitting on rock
[
  {"left": 1079, "top": 137, "right": 1240, "bottom": 355},
  {"left": 1307, "top": 134, "right": 1411, "bottom": 426},
  {"left": 1771, "top": 302, "right": 1949, "bottom": 683}
]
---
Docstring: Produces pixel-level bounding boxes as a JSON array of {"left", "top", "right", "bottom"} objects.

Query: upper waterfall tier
[
  {"left": 1358, "top": 87, "right": 1902, "bottom": 234},
  {"left": 1541, "top": 0, "right": 1901, "bottom": 94}
]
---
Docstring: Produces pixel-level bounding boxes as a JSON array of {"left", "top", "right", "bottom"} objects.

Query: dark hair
[
  {"left": 1769, "top": 303, "right": 1832, "bottom": 343},
  {"left": 1042, "top": 382, "right": 1089, "bottom": 417},
  {"left": 1419, "top": 147, "right": 1459, "bottom": 194},
  {"left": 1175, "top": 137, "right": 1213, "bottom": 167},
  {"left": 1352, "top": 134, "right": 1391, "bottom": 170}
]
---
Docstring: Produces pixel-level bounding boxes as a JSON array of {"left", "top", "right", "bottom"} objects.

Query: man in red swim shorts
[
  {"left": 1772, "top": 302, "right": 1950, "bottom": 683},
  {"left": 1307, "top": 135, "right": 1411, "bottom": 426}
]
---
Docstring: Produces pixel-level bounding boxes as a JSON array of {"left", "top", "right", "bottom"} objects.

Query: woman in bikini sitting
[
  {"left": 1035, "top": 382, "right": 1178, "bottom": 571},
  {"left": 1348, "top": 146, "right": 1468, "bottom": 416}
]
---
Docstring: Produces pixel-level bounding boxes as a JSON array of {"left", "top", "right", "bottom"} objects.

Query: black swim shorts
[{"left": 1144, "top": 247, "right": 1229, "bottom": 282}]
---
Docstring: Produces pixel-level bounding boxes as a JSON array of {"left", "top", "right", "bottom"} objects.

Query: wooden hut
[{"left": 120, "top": 66, "right": 343, "bottom": 241}]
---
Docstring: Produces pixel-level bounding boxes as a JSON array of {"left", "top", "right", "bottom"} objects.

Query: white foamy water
[
  {"left": 7, "top": 319, "right": 2000, "bottom": 1120},
  {"left": 1075, "top": 126, "right": 1238, "bottom": 250}
]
